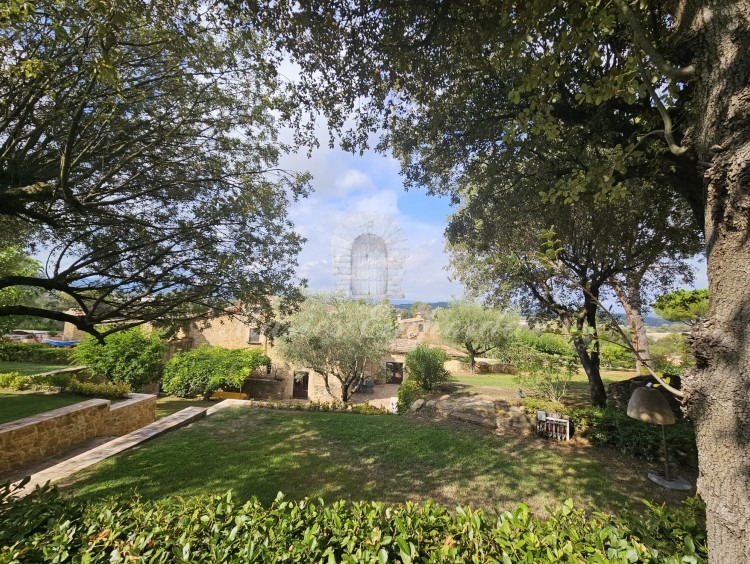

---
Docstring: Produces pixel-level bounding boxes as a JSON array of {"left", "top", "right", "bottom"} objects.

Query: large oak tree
[
  {"left": 0, "top": 0, "right": 309, "bottom": 338},
  {"left": 253, "top": 1, "right": 749, "bottom": 558}
]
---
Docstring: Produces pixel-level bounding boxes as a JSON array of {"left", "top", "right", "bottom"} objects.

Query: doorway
[
  {"left": 293, "top": 371, "right": 309, "bottom": 399},
  {"left": 385, "top": 362, "right": 404, "bottom": 384}
]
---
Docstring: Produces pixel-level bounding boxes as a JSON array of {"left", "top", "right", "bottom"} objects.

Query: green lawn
[
  {"left": 0, "top": 390, "right": 88, "bottom": 425},
  {"left": 452, "top": 369, "right": 634, "bottom": 405},
  {"left": 155, "top": 396, "right": 216, "bottom": 419},
  {"left": 62, "top": 407, "right": 687, "bottom": 515},
  {"left": 0, "top": 361, "right": 69, "bottom": 376}
]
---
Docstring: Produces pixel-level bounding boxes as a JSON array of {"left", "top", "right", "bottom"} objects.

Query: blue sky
[
  {"left": 280, "top": 141, "right": 466, "bottom": 302},
  {"left": 280, "top": 136, "right": 708, "bottom": 306}
]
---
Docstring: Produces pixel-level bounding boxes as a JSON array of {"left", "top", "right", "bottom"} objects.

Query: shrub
[
  {"left": 0, "top": 486, "right": 706, "bottom": 562},
  {"left": 509, "top": 330, "right": 575, "bottom": 357},
  {"left": 26, "top": 372, "right": 73, "bottom": 390},
  {"left": 600, "top": 341, "right": 636, "bottom": 369},
  {"left": 0, "top": 341, "right": 72, "bottom": 364},
  {"left": 350, "top": 401, "right": 387, "bottom": 415},
  {"left": 405, "top": 344, "right": 449, "bottom": 390},
  {"left": 513, "top": 346, "right": 576, "bottom": 403},
  {"left": 162, "top": 346, "right": 270, "bottom": 400},
  {"left": 0, "top": 371, "right": 73, "bottom": 391},
  {"left": 0, "top": 372, "right": 26, "bottom": 389},
  {"left": 0, "top": 371, "right": 130, "bottom": 398},
  {"left": 68, "top": 378, "right": 131, "bottom": 398},
  {"left": 525, "top": 399, "right": 697, "bottom": 462},
  {"left": 71, "top": 327, "right": 167, "bottom": 389},
  {"left": 396, "top": 379, "right": 423, "bottom": 414}
]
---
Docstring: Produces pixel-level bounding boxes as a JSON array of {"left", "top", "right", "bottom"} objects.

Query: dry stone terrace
[{"left": 0, "top": 393, "right": 155, "bottom": 477}]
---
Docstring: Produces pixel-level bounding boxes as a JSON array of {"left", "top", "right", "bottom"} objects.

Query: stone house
[{"left": 61, "top": 307, "right": 464, "bottom": 402}]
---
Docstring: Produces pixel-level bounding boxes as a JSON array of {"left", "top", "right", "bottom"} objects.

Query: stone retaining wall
[
  {"left": 0, "top": 393, "right": 156, "bottom": 476},
  {"left": 246, "top": 378, "right": 286, "bottom": 401}
]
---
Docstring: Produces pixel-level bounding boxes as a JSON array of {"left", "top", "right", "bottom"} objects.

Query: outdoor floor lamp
[{"left": 626, "top": 386, "right": 692, "bottom": 490}]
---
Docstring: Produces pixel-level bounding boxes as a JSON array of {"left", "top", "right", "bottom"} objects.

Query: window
[{"left": 248, "top": 326, "right": 261, "bottom": 344}]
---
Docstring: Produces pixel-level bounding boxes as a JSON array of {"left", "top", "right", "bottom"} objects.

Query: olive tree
[
  {"left": 276, "top": 294, "right": 395, "bottom": 403},
  {"left": 434, "top": 302, "right": 518, "bottom": 374}
]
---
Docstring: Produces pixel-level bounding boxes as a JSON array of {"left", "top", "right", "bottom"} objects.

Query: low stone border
[
  {"left": 0, "top": 393, "right": 156, "bottom": 476},
  {"left": 410, "top": 396, "right": 534, "bottom": 436}
]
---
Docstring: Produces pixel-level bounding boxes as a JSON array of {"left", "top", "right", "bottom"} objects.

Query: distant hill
[
  {"left": 612, "top": 313, "right": 681, "bottom": 327},
  {"left": 393, "top": 302, "right": 680, "bottom": 327},
  {"left": 392, "top": 301, "right": 449, "bottom": 311}
]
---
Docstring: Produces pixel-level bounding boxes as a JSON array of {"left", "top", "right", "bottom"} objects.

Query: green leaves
[
  {"left": 404, "top": 345, "right": 449, "bottom": 391},
  {"left": 276, "top": 294, "right": 395, "bottom": 402},
  {"left": 71, "top": 327, "right": 167, "bottom": 389},
  {"left": 162, "top": 346, "right": 270, "bottom": 400},
  {"left": 0, "top": 0, "right": 307, "bottom": 336},
  {"left": 653, "top": 289, "right": 709, "bottom": 325}
]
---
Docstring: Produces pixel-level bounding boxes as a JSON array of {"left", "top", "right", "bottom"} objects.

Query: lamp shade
[{"left": 626, "top": 387, "right": 676, "bottom": 425}]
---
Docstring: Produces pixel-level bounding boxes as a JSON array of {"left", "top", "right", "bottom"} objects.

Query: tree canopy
[
  {"left": 252, "top": 2, "right": 750, "bottom": 556},
  {"left": 0, "top": 0, "right": 309, "bottom": 338},
  {"left": 654, "top": 289, "right": 709, "bottom": 326},
  {"left": 276, "top": 294, "right": 395, "bottom": 402},
  {"left": 434, "top": 302, "right": 517, "bottom": 374},
  {"left": 0, "top": 246, "right": 40, "bottom": 334}
]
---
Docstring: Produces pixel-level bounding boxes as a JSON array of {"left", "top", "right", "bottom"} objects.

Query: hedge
[
  {"left": 0, "top": 342, "right": 72, "bottom": 364},
  {"left": 162, "top": 346, "right": 270, "bottom": 400},
  {"left": 0, "top": 484, "right": 706, "bottom": 563},
  {"left": 71, "top": 328, "right": 167, "bottom": 388},
  {"left": 0, "top": 372, "right": 130, "bottom": 398}
]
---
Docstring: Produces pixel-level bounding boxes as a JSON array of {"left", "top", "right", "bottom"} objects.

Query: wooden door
[{"left": 293, "top": 371, "right": 309, "bottom": 399}]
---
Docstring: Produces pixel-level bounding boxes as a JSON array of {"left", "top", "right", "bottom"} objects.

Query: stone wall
[
  {"left": 245, "top": 377, "right": 287, "bottom": 401},
  {"left": 309, "top": 372, "right": 342, "bottom": 401},
  {"left": 0, "top": 393, "right": 156, "bottom": 476}
]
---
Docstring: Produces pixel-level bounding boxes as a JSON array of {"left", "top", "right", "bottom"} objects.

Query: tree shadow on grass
[{"left": 60, "top": 408, "right": 692, "bottom": 516}]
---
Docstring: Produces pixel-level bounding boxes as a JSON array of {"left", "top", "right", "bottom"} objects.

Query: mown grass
[
  {"left": 155, "top": 396, "right": 216, "bottom": 419},
  {"left": 61, "top": 407, "right": 686, "bottom": 515},
  {"left": 451, "top": 369, "right": 634, "bottom": 405},
  {"left": 0, "top": 361, "right": 69, "bottom": 376},
  {"left": 0, "top": 390, "right": 88, "bottom": 425}
]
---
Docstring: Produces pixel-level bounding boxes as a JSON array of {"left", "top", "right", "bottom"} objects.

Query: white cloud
[
  {"left": 335, "top": 169, "right": 375, "bottom": 194},
  {"left": 353, "top": 190, "right": 399, "bottom": 216}
]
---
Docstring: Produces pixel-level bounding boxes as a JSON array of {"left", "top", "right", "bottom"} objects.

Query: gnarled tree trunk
[
  {"left": 566, "top": 286, "right": 606, "bottom": 407},
  {"left": 610, "top": 275, "right": 651, "bottom": 375},
  {"left": 678, "top": 2, "right": 750, "bottom": 560}
]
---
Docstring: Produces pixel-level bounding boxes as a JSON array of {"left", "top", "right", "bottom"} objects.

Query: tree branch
[{"left": 614, "top": 0, "right": 695, "bottom": 80}]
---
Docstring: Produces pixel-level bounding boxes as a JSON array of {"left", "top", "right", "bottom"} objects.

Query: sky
[
  {"left": 279, "top": 142, "right": 466, "bottom": 303},
  {"left": 279, "top": 136, "right": 708, "bottom": 306}
]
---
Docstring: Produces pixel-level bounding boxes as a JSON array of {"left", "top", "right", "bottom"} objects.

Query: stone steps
[{"left": 10, "top": 406, "right": 207, "bottom": 498}]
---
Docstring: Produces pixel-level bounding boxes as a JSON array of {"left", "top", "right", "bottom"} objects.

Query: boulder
[
  {"left": 494, "top": 400, "right": 534, "bottom": 436},
  {"left": 410, "top": 398, "right": 425, "bottom": 413}
]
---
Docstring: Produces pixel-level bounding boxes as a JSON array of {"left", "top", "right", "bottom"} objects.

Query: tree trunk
[
  {"left": 611, "top": 275, "right": 651, "bottom": 375},
  {"left": 677, "top": 2, "right": 750, "bottom": 559},
  {"left": 572, "top": 336, "right": 606, "bottom": 407},
  {"left": 467, "top": 345, "right": 476, "bottom": 374},
  {"left": 574, "top": 288, "right": 607, "bottom": 407}
]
